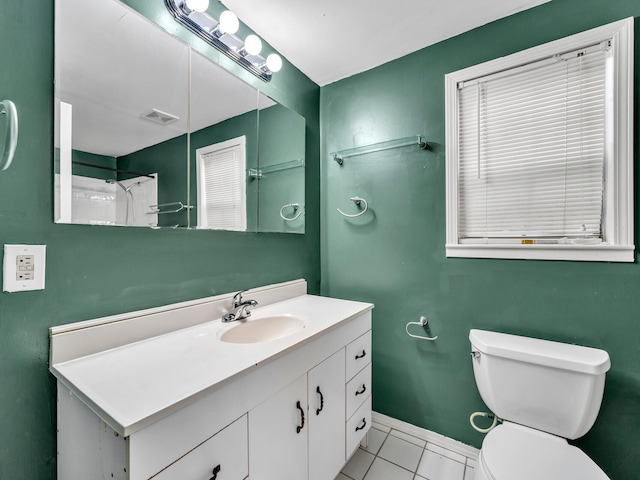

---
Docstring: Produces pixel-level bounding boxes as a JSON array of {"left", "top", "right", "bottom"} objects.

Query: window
[
  {"left": 445, "top": 19, "right": 633, "bottom": 262},
  {"left": 196, "top": 136, "right": 247, "bottom": 231}
]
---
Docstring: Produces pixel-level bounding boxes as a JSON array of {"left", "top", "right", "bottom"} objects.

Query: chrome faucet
[{"left": 222, "top": 290, "right": 258, "bottom": 323}]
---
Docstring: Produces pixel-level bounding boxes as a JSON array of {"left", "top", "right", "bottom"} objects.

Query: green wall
[
  {"left": 320, "top": 0, "right": 640, "bottom": 478},
  {"left": 0, "top": 0, "right": 319, "bottom": 478}
]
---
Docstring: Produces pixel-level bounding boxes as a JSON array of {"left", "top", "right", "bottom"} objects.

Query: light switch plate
[{"left": 3, "top": 244, "right": 46, "bottom": 292}]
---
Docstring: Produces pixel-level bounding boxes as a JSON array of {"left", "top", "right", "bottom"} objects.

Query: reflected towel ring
[
  {"left": 337, "top": 196, "right": 368, "bottom": 218},
  {"left": 0, "top": 99, "right": 18, "bottom": 171},
  {"left": 280, "top": 203, "right": 303, "bottom": 221},
  {"left": 147, "top": 202, "right": 192, "bottom": 215},
  {"left": 406, "top": 316, "right": 438, "bottom": 341}
]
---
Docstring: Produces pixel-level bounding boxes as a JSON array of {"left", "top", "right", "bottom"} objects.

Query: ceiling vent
[{"left": 140, "top": 108, "right": 179, "bottom": 126}]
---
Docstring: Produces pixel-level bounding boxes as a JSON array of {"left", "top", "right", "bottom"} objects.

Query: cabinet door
[
  {"left": 153, "top": 415, "right": 248, "bottom": 480},
  {"left": 308, "top": 349, "right": 346, "bottom": 480},
  {"left": 248, "top": 374, "right": 308, "bottom": 480}
]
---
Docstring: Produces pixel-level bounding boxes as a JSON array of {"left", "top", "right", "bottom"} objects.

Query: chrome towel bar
[{"left": 406, "top": 316, "right": 438, "bottom": 341}]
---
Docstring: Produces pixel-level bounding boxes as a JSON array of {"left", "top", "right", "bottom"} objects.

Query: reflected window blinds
[{"left": 199, "top": 139, "right": 247, "bottom": 231}]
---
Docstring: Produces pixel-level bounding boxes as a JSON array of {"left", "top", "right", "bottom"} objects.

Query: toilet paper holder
[{"left": 405, "top": 316, "right": 438, "bottom": 341}]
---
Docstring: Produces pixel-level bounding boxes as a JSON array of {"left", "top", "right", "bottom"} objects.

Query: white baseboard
[{"left": 372, "top": 411, "right": 479, "bottom": 460}]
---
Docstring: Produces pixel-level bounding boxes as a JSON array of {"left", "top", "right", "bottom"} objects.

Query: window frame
[
  {"left": 445, "top": 18, "right": 634, "bottom": 262},
  {"left": 196, "top": 135, "right": 247, "bottom": 231}
]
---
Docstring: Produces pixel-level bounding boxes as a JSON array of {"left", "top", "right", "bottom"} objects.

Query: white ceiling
[{"left": 222, "top": 0, "right": 551, "bottom": 86}]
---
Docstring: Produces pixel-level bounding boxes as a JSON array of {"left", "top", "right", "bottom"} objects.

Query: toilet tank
[{"left": 469, "top": 329, "right": 610, "bottom": 439}]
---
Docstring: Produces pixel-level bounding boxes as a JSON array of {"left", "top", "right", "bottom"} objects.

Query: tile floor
[{"left": 337, "top": 422, "right": 476, "bottom": 480}]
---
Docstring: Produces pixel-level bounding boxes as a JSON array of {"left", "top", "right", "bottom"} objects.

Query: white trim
[
  {"left": 610, "top": 18, "right": 634, "bottom": 248},
  {"left": 445, "top": 18, "right": 634, "bottom": 262},
  {"left": 58, "top": 101, "right": 73, "bottom": 223},
  {"left": 372, "top": 411, "right": 480, "bottom": 460},
  {"left": 446, "top": 244, "right": 634, "bottom": 262},
  {"left": 195, "top": 135, "right": 247, "bottom": 231}
]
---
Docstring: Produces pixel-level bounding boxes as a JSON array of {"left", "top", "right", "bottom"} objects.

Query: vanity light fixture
[
  {"left": 265, "top": 54, "right": 283, "bottom": 73},
  {"left": 243, "top": 35, "right": 262, "bottom": 56},
  {"left": 184, "top": 0, "right": 209, "bottom": 13},
  {"left": 164, "top": 0, "right": 282, "bottom": 81},
  {"left": 218, "top": 10, "right": 239, "bottom": 35}
]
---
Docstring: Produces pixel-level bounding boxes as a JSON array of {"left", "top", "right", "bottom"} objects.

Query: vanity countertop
[{"left": 50, "top": 294, "right": 373, "bottom": 436}]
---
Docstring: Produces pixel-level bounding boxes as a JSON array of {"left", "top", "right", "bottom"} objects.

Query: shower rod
[{"left": 72, "top": 161, "right": 155, "bottom": 179}]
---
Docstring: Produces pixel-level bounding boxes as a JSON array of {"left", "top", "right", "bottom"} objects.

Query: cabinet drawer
[
  {"left": 153, "top": 415, "right": 248, "bottom": 480},
  {"left": 345, "top": 331, "right": 371, "bottom": 381},
  {"left": 346, "top": 363, "right": 371, "bottom": 420},
  {"left": 346, "top": 396, "right": 371, "bottom": 459}
]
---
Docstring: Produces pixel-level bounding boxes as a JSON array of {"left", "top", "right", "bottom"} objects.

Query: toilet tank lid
[{"left": 469, "top": 330, "right": 610, "bottom": 375}]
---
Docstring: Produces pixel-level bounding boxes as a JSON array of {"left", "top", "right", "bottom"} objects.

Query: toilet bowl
[
  {"left": 474, "top": 423, "right": 609, "bottom": 480},
  {"left": 469, "top": 329, "right": 611, "bottom": 480}
]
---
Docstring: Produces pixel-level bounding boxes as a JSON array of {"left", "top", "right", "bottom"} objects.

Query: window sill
[{"left": 445, "top": 244, "right": 635, "bottom": 262}]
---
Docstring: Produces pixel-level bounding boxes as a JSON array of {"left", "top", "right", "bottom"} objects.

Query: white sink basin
[{"left": 217, "top": 314, "right": 308, "bottom": 344}]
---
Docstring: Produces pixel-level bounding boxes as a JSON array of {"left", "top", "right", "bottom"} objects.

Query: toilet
[{"left": 469, "top": 329, "right": 611, "bottom": 480}]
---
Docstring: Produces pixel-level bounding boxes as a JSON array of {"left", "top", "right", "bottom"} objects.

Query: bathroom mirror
[
  {"left": 54, "top": 0, "right": 190, "bottom": 227},
  {"left": 54, "top": 0, "right": 305, "bottom": 232}
]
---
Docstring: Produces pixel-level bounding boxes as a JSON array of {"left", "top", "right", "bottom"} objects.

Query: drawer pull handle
[
  {"left": 355, "top": 384, "right": 367, "bottom": 396},
  {"left": 355, "top": 350, "right": 367, "bottom": 360},
  {"left": 355, "top": 418, "right": 367, "bottom": 432},
  {"left": 210, "top": 464, "right": 221, "bottom": 480},
  {"left": 316, "top": 386, "right": 324, "bottom": 415},
  {"left": 296, "top": 401, "right": 305, "bottom": 433}
]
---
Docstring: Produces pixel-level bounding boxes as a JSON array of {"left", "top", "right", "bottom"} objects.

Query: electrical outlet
[
  {"left": 16, "top": 255, "right": 35, "bottom": 281},
  {"left": 3, "top": 245, "right": 46, "bottom": 292}
]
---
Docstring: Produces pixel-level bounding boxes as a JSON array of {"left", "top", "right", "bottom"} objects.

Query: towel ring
[
  {"left": 337, "top": 196, "right": 368, "bottom": 218},
  {"left": 406, "top": 316, "right": 438, "bottom": 341},
  {"left": 280, "top": 203, "right": 303, "bottom": 221},
  {"left": 0, "top": 99, "right": 18, "bottom": 171}
]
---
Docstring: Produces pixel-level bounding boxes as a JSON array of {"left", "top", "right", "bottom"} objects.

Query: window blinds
[
  {"left": 457, "top": 45, "right": 609, "bottom": 243},
  {"left": 200, "top": 144, "right": 247, "bottom": 231}
]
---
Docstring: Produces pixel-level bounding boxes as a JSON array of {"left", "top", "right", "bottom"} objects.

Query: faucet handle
[{"left": 232, "top": 289, "right": 247, "bottom": 307}]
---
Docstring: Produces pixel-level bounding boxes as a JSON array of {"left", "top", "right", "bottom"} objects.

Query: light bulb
[
  {"left": 185, "top": 0, "right": 209, "bottom": 12},
  {"left": 218, "top": 10, "right": 239, "bottom": 35},
  {"left": 244, "top": 35, "right": 262, "bottom": 56},
  {"left": 266, "top": 54, "right": 282, "bottom": 73}
]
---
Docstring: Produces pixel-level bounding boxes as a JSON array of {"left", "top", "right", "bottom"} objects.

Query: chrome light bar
[{"left": 165, "top": 0, "right": 282, "bottom": 82}]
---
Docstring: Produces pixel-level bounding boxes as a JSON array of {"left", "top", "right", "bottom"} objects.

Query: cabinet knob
[
  {"left": 296, "top": 401, "right": 305, "bottom": 433},
  {"left": 355, "top": 418, "right": 367, "bottom": 432},
  {"left": 355, "top": 350, "right": 366, "bottom": 360},
  {"left": 355, "top": 384, "right": 367, "bottom": 396},
  {"left": 315, "top": 386, "right": 324, "bottom": 415},
  {"left": 209, "top": 464, "right": 221, "bottom": 480}
]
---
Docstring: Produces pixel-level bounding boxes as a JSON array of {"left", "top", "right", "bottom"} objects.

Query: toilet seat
[{"left": 478, "top": 423, "right": 609, "bottom": 480}]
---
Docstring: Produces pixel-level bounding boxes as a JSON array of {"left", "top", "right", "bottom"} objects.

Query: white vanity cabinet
[
  {"left": 345, "top": 331, "right": 373, "bottom": 457},
  {"left": 153, "top": 415, "right": 248, "bottom": 480},
  {"left": 50, "top": 284, "right": 373, "bottom": 480},
  {"left": 248, "top": 349, "right": 346, "bottom": 480}
]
